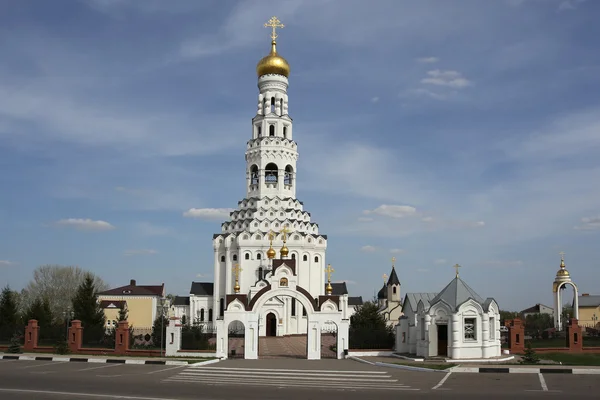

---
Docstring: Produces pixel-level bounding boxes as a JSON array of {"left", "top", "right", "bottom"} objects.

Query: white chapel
[
  {"left": 396, "top": 265, "right": 501, "bottom": 359},
  {"left": 169, "top": 17, "right": 353, "bottom": 360}
]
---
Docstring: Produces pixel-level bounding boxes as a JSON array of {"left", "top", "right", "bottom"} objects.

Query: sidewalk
[{"left": 1, "top": 352, "right": 220, "bottom": 366}]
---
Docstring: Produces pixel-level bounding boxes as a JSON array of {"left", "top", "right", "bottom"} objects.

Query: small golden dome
[
  {"left": 557, "top": 268, "right": 570, "bottom": 277},
  {"left": 256, "top": 41, "right": 290, "bottom": 78},
  {"left": 267, "top": 246, "right": 276, "bottom": 259},
  {"left": 280, "top": 244, "right": 289, "bottom": 258}
]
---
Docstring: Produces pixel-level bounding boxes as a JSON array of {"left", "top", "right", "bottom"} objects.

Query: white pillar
[
  {"left": 245, "top": 320, "right": 258, "bottom": 360},
  {"left": 165, "top": 318, "right": 181, "bottom": 356},
  {"left": 482, "top": 312, "right": 490, "bottom": 358},
  {"left": 451, "top": 314, "right": 461, "bottom": 359},
  {"left": 216, "top": 319, "right": 226, "bottom": 359},
  {"left": 307, "top": 319, "right": 321, "bottom": 360},
  {"left": 424, "top": 314, "right": 431, "bottom": 358},
  {"left": 225, "top": 247, "right": 232, "bottom": 296},
  {"left": 573, "top": 284, "right": 579, "bottom": 320},
  {"left": 213, "top": 249, "right": 220, "bottom": 321},
  {"left": 337, "top": 320, "right": 349, "bottom": 359}
]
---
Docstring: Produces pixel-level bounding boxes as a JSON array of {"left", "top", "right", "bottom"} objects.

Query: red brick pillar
[
  {"left": 115, "top": 321, "right": 130, "bottom": 355},
  {"left": 24, "top": 319, "right": 39, "bottom": 352},
  {"left": 68, "top": 320, "right": 83, "bottom": 353},
  {"left": 508, "top": 318, "right": 525, "bottom": 354},
  {"left": 567, "top": 318, "right": 583, "bottom": 353}
]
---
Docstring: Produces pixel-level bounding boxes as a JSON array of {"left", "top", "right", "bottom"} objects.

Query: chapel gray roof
[
  {"left": 377, "top": 284, "right": 387, "bottom": 299},
  {"left": 348, "top": 296, "right": 363, "bottom": 306},
  {"left": 578, "top": 295, "right": 600, "bottom": 307},
  {"left": 404, "top": 293, "right": 438, "bottom": 312},
  {"left": 387, "top": 266, "right": 400, "bottom": 286},
  {"left": 190, "top": 282, "right": 214, "bottom": 296},
  {"left": 430, "top": 277, "right": 485, "bottom": 310}
]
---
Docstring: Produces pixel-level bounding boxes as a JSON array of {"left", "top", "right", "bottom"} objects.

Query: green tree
[
  {"left": 499, "top": 310, "right": 519, "bottom": 324},
  {"left": 524, "top": 313, "right": 553, "bottom": 338},
  {"left": 520, "top": 341, "right": 540, "bottom": 364},
  {"left": 23, "top": 297, "right": 53, "bottom": 328},
  {"left": 0, "top": 286, "right": 20, "bottom": 327},
  {"left": 6, "top": 333, "right": 22, "bottom": 354},
  {"left": 181, "top": 314, "right": 187, "bottom": 326},
  {"left": 151, "top": 314, "right": 169, "bottom": 349},
  {"left": 349, "top": 301, "right": 395, "bottom": 349},
  {"left": 118, "top": 306, "right": 128, "bottom": 322},
  {"left": 72, "top": 274, "right": 106, "bottom": 344}
]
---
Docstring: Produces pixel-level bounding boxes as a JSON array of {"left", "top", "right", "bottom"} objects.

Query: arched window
[
  {"left": 200, "top": 309, "right": 205, "bottom": 322},
  {"left": 283, "top": 126, "right": 287, "bottom": 139},
  {"left": 256, "top": 125, "right": 262, "bottom": 137},
  {"left": 280, "top": 98, "right": 284, "bottom": 114},
  {"left": 258, "top": 267, "right": 263, "bottom": 280},
  {"left": 280, "top": 277, "right": 288, "bottom": 287},
  {"left": 314, "top": 256, "right": 319, "bottom": 262},
  {"left": 284, "top": 165, "right": 293, "bottom": 185},
  {"left": 270, "top": 97, "right": 275, "bottom": 113},
  {"left": 245, "top": 253, "right": 250, "bottom": 260},
  {"left": 393, "top": 287, "right": 397, "bottom": 294},
  {"left": 257, "top": 253, "right": 262, "bottom": 260},
  {"left": 250, "top": 165, "right": 259, "bottom": 185},
  {"left": 232, "top": 254, "right": 238, "bottom": 262},
  {"left": 303, "top": 255, "right": 308, "bottom": 262},
  {"left": 265, "top": 163, "right": 278, "bottom": 183},
  {"left": 291, "top": 254, "right": 296, "bottom": 260},
  {"left": 220, "top": 255, "right": 225, "bottom": 262},
  {"left": 269, "top": 124, "right": 275, "bottom": 136},
  {"left": 219, "top": 298, "right": 225, "bottom": 317},
  {"left": 208, "top": 309, "right": 213, "bottom": 322}
]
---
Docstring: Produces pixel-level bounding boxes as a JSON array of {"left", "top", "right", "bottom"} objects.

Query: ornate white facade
[{"left": 168, "top": 19, "right": 350, "bottom": 359}]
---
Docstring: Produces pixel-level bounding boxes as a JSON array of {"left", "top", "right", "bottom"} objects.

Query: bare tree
[{"left": 19, "top": 265, "right": 108, "bottom": 322}]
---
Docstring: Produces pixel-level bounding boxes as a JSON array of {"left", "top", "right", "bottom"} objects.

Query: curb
[
  {"left": 1, "top": 354, "right": 196, "bottom": 366},
  {"left": 451, "top": 366, "right": 600, "bottom": 374}
]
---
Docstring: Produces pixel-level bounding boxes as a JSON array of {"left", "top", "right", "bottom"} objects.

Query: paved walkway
[{"left": 257, "top": 334, "right": 336, "bottom": 358}]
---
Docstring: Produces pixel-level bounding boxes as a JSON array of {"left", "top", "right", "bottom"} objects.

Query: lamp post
[
  {"left": 63, "top": 308, "right": 74, "bottom": 341},
  {"left": 160, "top": 297, "right": 166, "bottom": 357}
]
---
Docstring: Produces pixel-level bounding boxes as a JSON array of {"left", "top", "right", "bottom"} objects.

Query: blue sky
[{"left": 1, "top": 0, "right": 599, "bottom": 311}]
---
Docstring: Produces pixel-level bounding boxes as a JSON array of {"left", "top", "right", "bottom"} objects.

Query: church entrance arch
[
  {"left": 320, "top": 320, "right": 338, "bottom": 359},
  {"left": 266, "top": 312, "right": 277, "bottom": 337},
  {"left": 226, "top": 320, "right": 245, "bottom": 359}
]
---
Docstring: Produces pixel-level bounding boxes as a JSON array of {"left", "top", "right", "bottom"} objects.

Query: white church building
[
  {"left": 396, "top": 266, "right": 502, "bottom": 359},
  {"left": 167, "top": 17, "right": 353, "bottom": 360}
]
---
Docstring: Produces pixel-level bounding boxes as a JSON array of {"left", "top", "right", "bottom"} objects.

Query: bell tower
[{"left": 246, "top": 16, "right": 297, "bottom": 200}]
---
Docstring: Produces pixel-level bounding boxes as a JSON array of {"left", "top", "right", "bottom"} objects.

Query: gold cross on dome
[
  {"left": 453, "top": 263, "right": 461, "bottom": 278},
  {"left": 280, "top": 226, "right": 290, "bottom": 241},
  {"left": 559, "top": 251, "right": 565, "bottom": 261},
  {"left": 392, "top": 256, "right": 396, "bottom": 267},
  {"left": 325, "top": 264, "right": 335, "bottom": 282},
  {"left": 383, "top": 273, "right": 388, "bottom": 284},
  {"left": 264, "top": 16, "right": 285, "bottom": 41},
  {"left": 232, "top": 263, "right": 242, "bottom": 279},
  {"left": 268, "top": 230, "right": 275, "bottom": 243}
]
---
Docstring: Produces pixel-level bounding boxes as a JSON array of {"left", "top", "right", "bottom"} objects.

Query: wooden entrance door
[
  {"left": 266, "top": 313, "right": 277, "bottom": 337},
  {"left": 437, "top": 324, "right": 448, "bottom": 356}
]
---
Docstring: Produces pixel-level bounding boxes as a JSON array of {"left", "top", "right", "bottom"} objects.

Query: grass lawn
[
  {"left": 539, "top": 353, "right": 600, "bottom": 366},
  {"left": 393, "top": 361, "right": 456, "bottom": 370},
  {"left": 529, "top": 337, "right": 600, "bottom": 348}
]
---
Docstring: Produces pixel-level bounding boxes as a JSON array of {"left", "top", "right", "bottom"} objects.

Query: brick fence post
[
  {"left": 68, "top": 320, "right": 83, "bottom": 354},
  {"left": 115, "top": 321, "right": 130, "bottom": 355},
  {"left": 508, "top": 318, "right": 525, "bottom": 354},
  {"left": 24, "top": 319, "right": 39, "bottom": 352},
  {"left": 567, "top": 318, "right": 583, "bottom": 353}
]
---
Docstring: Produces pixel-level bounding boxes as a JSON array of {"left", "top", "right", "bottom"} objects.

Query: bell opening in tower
[{"left": 265, "top": 163, "right": 278, "bottom": 184}]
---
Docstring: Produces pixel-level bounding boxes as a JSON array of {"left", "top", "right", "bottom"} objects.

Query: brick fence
[{"left": 507, "top": 317, "right": 600, "bottom": 355}]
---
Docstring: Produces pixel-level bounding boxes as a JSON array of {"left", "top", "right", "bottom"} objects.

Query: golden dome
[
  {"left": 256, "top": 41, "right": 290, "bottom": 78},
  {"left": 280, "top": 244, "right": 289, "bottom": 258},
  {"left": 556, "top": 257, "right": 570, "bottom": 278},
  {"left": 267, "top": 246, "right": 276, "bottom": 259}
]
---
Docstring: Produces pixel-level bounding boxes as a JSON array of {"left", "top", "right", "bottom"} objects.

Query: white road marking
[
  {"left": 18, "top": 361, "right": 68, "bottom": 369},
  {"left": 190, "top": 365, "right": 387, "bottom": 374},
  {"left": 180, "top": 371, "right": 395, "bottom": 382},
  {"left": 146, "top": 365, "right": 188, "bottom": 375},
  {"left": 77, "top": 364, "right": 122, "bottom": 372},
  {"left": 538, "top": 373, "right": 548, "bottom": 391},
  {"left": 432, "top": 371, "right": 452, "bottom": 390},
  {"left": 0, "top": 388, "right": 185, "bottom": 399},
  {"left": 181, "top": 369, "right": 392, "bottom": 378}
]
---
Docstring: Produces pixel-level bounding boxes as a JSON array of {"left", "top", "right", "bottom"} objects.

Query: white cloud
[
  {"left": 417, "top": 57, "right": 439, "bottom": 63},
  {"left": 574, "top": 216, "right": 600, "bottom": 231},
  {"left": 421, "top": 70, "right": 472, "bottom": 88},
  {"left": 390, "top": 249, "right": 405, "bottom": 254},
  {"left": 0, "top": 260, "right": 16, "bottom": 266},
  {"left": 422, "top": 216, "right": 434, "bottom": 222},
  {"left": 434, "top": 259, "right": 448, "bottom": 265},
  {"left": 409, "top": 88, "right": 448, "bottom": 101},
  {"left": 363, "top": 205, "right": 417, "bottom": 219},
  {"left": 123, "top": 249, "right": 158, "bottom": 256},
  {"left": 183, "top": 208, "right": 233, "bottom": 220},
  {"left": 55, "top": 218, "right": 115, "bottom": 231},
  {"left": 558, "top": 0, "right": 588, "bottom": 11},
  {"left": 371, "top": 96, "right": 380, "bottom": 103},
  {"left": 360, "top": 245, "right": 378, "bottom": 253}
]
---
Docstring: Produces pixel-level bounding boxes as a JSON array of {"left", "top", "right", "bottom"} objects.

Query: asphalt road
[{"left": 0, "top": 358, "right": 599, "bottom": 399}]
